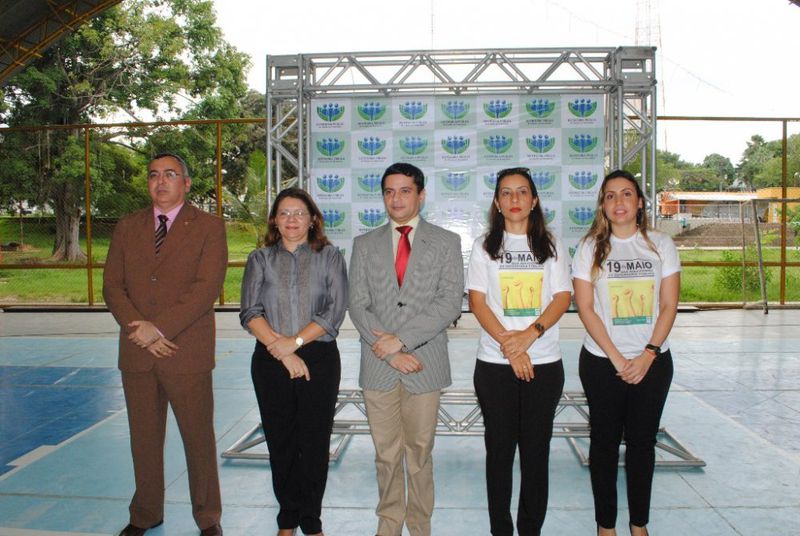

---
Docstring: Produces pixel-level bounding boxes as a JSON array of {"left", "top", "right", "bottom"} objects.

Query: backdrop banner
[{"left": 309, "top": 95, "right": 605, "bottom": 269}]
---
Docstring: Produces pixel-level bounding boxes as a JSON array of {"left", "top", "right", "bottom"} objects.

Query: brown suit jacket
[{"left": 103, "top": 204, "right": 228, "bottom": 374}]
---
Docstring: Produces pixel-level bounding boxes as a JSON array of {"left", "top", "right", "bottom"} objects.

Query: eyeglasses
[
  {"left": 277, "top": 209, "right": 310, "bottom": 219},
  {"left": 148, "top": 170, "right": 183, "bottom": 181}
]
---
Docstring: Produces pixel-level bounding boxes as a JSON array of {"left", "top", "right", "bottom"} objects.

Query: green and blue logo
[
  {"left": 568, "top": 98, "right": 597, "bottom": 118},
  {"left": 483, "top": 135, "right": 512, "bottom": 154},
  {"left": 483, "top": 172, "right": 498, "bottom": 190},
  {"left": 526, "top": 98, "right": 556, "bottom": 118},
  {"left": 358, "top": 208, "right": 387, "bottom": 227},
  {"left": 357, "top": 101, "right": 387, "bottom": 121},
  {"left": 316, "top": 137, "right": 345, "bottom": 157},
  {"left": 399, "top": 136, "right": 428, "bottom": 155},
  {"left": 484, "top": 99, "right": 512, "bottom": 119},
  {"left": 317, "top": 103, "right": 345, "bottom": 122},
  {"left": 399, "top": 101, "right": 427, "bottom": 120},
  {"left": 568, "top": 134, "right": 598, "bottom": 153},
  {"left": 316, "top": 174, "right": 345, "bottom": 193},
  {"left": 442, "top": 172, "right": 470, "bottom": 191},
  {"left": 357, "top": 136, "right": 386, "bottom": 156},
  {"left": 441, "top": 136, "right": 470, "bottom": 154},
  {"left": 526, "top": 135, "right": 555, "bottom": 154},
  {"left": 322, "top": 209, "right": 346, "bottom": 228},
  {"left": 441, "top": 100, "right": 469, "bottom": 120},
  {"left": 357, "top": 173, "right": 382, "bottom": 193},
  {"left": 569, "top": 207, "right": 595, "bottom": 225},
  {"left": 568, "top": 171, "right": 598, "bottom": 190},
  {"left": 531, "top": 171, "right": 556, "bottom": 191}
]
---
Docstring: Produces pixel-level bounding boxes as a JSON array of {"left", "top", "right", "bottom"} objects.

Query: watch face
[{"left": 295, "top": 337, "right": 304, "bottom": 346}]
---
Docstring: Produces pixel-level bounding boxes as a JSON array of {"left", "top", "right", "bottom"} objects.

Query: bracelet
[
  {"left": 644, "top": 343, "right": 661, "bottom": 356},
  {"left": 532, "top": 322, "right": 546, "bottom": 336}
]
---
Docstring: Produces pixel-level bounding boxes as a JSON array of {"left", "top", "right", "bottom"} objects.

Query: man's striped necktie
[{"left": 155, "top": 214, "right": 168, "bottom": 255}]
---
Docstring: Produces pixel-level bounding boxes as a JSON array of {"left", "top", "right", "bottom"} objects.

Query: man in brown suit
[{"left": 103, "top": 153, "right": 227, "bottom": 536}]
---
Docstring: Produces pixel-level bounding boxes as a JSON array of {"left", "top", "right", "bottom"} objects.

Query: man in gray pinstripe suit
[{"left": 349, "top": 162, "right": 464, "bottom": 536}]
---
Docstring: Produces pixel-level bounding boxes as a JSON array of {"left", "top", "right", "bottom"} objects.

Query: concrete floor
[{"left": 0, "top": 309, "right": 799, "bottom": 535}]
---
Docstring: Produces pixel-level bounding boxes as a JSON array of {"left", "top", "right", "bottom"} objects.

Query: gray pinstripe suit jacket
[{"left": 349, "top": 218, "right": 464, "bottom": 394}]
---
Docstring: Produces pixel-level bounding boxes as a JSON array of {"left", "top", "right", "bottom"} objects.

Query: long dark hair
[
  {"left": 483, "top": 167, "right": 556, "bottom": 263},
  {"left": 264, "top": 188, "right": 331, "bottom": 252},
  {"left": 583, "top": 169, "right": 658, "bottom": 279}
]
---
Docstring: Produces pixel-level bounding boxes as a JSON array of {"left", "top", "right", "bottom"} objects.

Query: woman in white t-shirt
[
  {"left": 467, "top": 167, "right": 572, "bottom": 536},
  {"left": 571, "top": 170, "right": 680, "bottom": 536}
]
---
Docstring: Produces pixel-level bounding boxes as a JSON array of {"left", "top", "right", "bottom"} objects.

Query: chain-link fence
[{"left": 656, "top": 200, "right": 799, "bottom": 306}]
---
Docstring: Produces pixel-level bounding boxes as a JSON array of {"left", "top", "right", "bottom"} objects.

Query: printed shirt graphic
[
  {"left": 606, "top": 259, "right": 655, "bottom": 326},
  {"left": 467, "top": 233, "right": 572, "bottom": 365},
  {"left": 571, "top": 231, "right": 681, "bottom": 359},
  {"left": 499, "top": 250, "right": 545, "bottom": 317}
]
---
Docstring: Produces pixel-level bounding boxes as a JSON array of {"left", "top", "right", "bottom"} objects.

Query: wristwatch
[
  {"left": 644, "top": 343, "right": 661, "bottom": 355},
  {"left": 295, "top": 336, "right": 305, "bottom": 348},
  {"left": 532, "top": 322, "right": 546, "bottom": 336}
]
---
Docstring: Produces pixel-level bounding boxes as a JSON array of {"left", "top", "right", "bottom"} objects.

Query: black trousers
[
  {"left": 578, "top": 346, "right": 673, "bottom": 529},
  {"left": 251, "top": 340, "right": 341, "bottom": 535},
  {"left": 473, "top": 359, "right": 565, "bottom": 536}
]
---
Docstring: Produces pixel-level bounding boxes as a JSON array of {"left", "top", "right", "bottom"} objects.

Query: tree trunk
[{"left": 50, "top": 182, "right": 87, "bottom": 263}]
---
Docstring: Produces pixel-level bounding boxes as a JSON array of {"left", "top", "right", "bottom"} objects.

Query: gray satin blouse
[{"left": 239, "top": 242, "right": 348, "bottom": 340}]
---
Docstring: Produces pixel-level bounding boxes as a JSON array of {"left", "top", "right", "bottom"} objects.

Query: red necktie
[{"left": 395, "top": 225, "right": 412, "bottom": 286}]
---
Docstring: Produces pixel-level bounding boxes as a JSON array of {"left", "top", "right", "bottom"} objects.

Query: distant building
[
  {"left": 658, "top": 188, "right": 800, "bottom": 223},
  {"left": 755, "top": 187, "right": 800, "bottom": 223},
  {"left": 658, "top": 191, "right": 757, "bottom": 220}
]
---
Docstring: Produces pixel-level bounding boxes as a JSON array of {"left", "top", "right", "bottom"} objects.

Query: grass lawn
[{"left": 2, "top": 218, "right": 798, "bottom": 305}]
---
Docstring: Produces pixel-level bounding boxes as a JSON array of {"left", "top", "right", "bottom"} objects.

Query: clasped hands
[
  {"left": 613, "top": 351, "right": 656, "bottom": 385},
  {"left": 267, "top": 335, "right": 310, "bottom": 381},
  {"left": 371, "top": 329, "right": 422, "bottom": 375},
  {"left": 498, "top": 328, "right": 539, "bottom": 382},
  {"left": 128, "top": 320, "right": 178, "bottom": 359}
]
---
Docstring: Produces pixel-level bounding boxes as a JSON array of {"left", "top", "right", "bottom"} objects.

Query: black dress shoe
[
  {"left": 200, "top": 524, "right": 223, "bottom": 536},
  {"left": 118, "top": 520, "right": 163, "bottom": 536}
]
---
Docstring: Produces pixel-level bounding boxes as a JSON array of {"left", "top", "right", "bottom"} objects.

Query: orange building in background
[{"left": 658, "top": 189, "right": 800, "bottom": 223}]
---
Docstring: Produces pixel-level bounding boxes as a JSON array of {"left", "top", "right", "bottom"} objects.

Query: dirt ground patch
[{"left": 672, "top": 223, "right": 796, "bottom": 247}]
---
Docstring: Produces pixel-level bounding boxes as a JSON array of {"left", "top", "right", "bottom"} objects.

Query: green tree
[
  {"left": 737, "top": 135, "right": 782, "bottom": 189},
  {"left": 702, "top": 153, "right": 735, "bottom": 190},
  {"left": 751, "top": 134, "right": 800, "bottom": 190},
  {"left": 0, "top": 0, "right": 249, "bottom": 261},
  {"left": 624, "top": 148, "right": 692, "bottom": 191},
  {"left": 675, "top": 167, "right": 720, "bottom": 191},
  {"left": 223, "top": 150, "right": 268, "bottom": 245}
]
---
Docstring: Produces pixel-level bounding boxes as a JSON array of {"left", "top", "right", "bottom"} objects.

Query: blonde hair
[{"left": 583, "top": 170, "right": 659, "bottom": 280}]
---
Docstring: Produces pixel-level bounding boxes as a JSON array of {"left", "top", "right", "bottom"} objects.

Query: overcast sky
[{"left": 214, "top": 0, "right": 800, "bottom": 165}]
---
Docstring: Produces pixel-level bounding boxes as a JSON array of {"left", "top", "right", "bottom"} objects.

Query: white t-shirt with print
[
  {"left": 467, "top": 232, "right": 572, "bottom": 365},
  {"left": 571, "top": 230, "right": 681, "bottom": 358}
]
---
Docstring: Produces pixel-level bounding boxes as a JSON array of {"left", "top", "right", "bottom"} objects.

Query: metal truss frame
[
  {"left": 265, "top": 47, "right": 657, "bottom": 214},
  {"left": 222, "top": 390, "right": 705, "bottom": 468}
]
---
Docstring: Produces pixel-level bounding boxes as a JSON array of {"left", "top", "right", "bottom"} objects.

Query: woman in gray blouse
[{"left": 240, "top": 187, "right": 348, "bottom": 536}]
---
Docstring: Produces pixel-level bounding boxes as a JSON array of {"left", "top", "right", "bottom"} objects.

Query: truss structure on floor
[{"left": 222, "top": 389, "right": 705, "bottom": 468}]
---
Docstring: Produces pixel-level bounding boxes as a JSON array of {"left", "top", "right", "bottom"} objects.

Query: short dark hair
[
  {"left": 265, "top": 187, "right": 331, "bottom": 252},
  {"left": 151, "top": 152, "right": 189, "bottom": 176},
  {"left": 381, "top": 162, "right": 425, "bottom": 193}
]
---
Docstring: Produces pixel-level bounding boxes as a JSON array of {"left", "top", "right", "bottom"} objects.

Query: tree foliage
[
  {"left": 737, "top": 135, "right": 784, "bottom": 189},
  {"left": 0, "top": 0, "right": 250, "bottom": 260}
]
